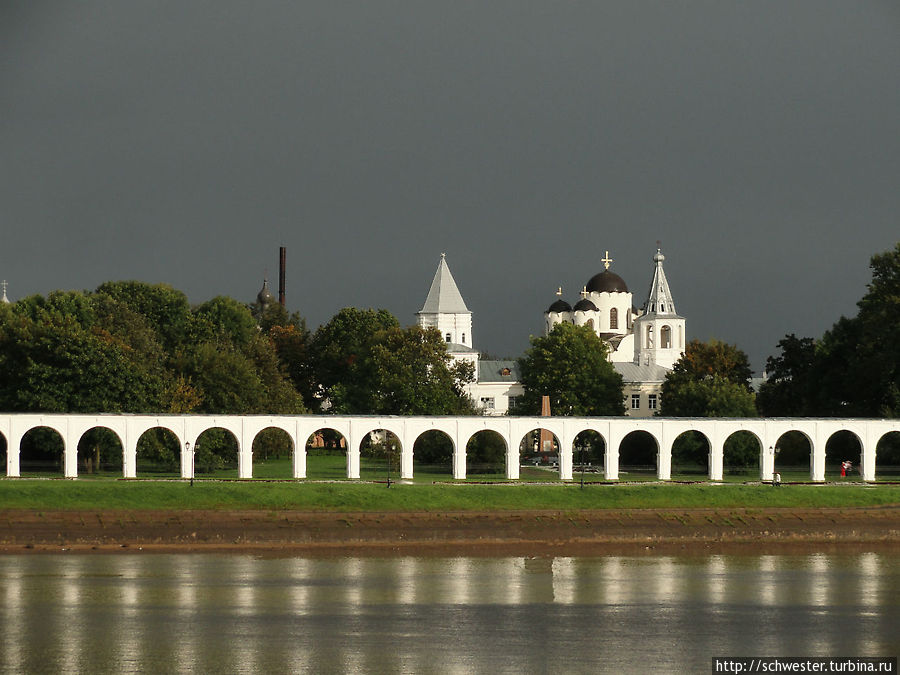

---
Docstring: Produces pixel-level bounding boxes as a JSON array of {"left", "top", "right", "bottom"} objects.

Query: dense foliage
[
  {"left": 759, "top": 243, "right": 900, "bottom": 419},
  {"left": 511, "top": 322, "right": 625, "bottom": 416}
]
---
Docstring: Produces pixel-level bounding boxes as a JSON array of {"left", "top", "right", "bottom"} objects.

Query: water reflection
[{"left": 0, "top": 552, "right": 897, "bottom": 673}]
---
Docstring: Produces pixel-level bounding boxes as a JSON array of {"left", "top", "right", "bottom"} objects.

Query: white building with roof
[{"left": 417, "top": 254, "right": 524, "bottom": 415}]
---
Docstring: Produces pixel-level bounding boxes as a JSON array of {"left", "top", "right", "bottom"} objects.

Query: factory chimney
[{"left": 278, "top": 247, "right": 286, "bottom": 307}]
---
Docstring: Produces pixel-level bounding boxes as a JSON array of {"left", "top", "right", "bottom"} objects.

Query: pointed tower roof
[
  {"left": 418, "top": 254, "right": 470, "bottom": 314},
  {"left": 641, "top": 249, "right": 678, "bottom": 315},
  {"left": 1, "top": 280, "right": 10, "bottom": 304}
]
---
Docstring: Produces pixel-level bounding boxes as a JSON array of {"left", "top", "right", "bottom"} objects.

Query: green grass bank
[{"left": 1, "top": 479, "right": 899, "bottom": 513}]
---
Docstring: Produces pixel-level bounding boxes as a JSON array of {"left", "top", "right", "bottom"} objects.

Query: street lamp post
[
  {"left": 386, "top": 443, "right": 394, "bottom": 488},
  {"left": 580, "top": 442, "right": 586, "bottom": 489}
]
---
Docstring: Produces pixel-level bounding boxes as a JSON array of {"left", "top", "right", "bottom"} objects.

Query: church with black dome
[{"left": 544, "top": 249, "right": 686, "bottom": 416}]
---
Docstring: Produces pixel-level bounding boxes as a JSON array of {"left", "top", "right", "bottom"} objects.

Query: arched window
[
  {"left": 586, "top": 318, "right": 594, "bottom": 330},
  {"left": 445, "top": 333, "right": 451, "bottom": 343},
  {"left": 610, "top": 307, "right": 618, "bottom": 329},
  {"left": 645, "top": 324, "right": 654, "bottom": 349},
  {"left": 461, "top": 333, "right": 466, "bottom": 344},
  {"left": 661, "top": 325, "right": 672, "bottom": 349}
]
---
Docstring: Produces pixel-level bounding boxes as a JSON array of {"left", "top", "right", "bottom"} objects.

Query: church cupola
[
  {"left": 416, "top": 253, "right": 473, "bottom": 348},
  {"left": 633, "top": 248, "right": 686, "bottom": 369},
  {"left": 257, "top": 278, "right": 275, "bottom": 308}
]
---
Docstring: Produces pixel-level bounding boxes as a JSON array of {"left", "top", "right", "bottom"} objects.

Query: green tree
[
  {"left": 0, "top": 312, "right": 166, "bottom": 413},
  {"left": 368, "top": 325, "right": 475, "bottom": 415},
  {"left": 666, "top": 339, "right": 753, "bottom": 391},
  {"left": 193, "top": 296, "right": 258, "bottom": 348},
  {"left": 96, "top": 281, "right": 195, "bottom": 352},
  {"left": 756, "top": 334, "right": 817, "bottom": 416},
  {"left": 511, "top": 323, "right": 625, "bottom": 416},
  {"left": 309, "top": 308, "right": 399, "bottom": 413}
]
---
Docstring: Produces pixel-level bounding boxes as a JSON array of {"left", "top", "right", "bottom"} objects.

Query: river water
[{"left": 1, "top": 552, "right": 897, "bottom": 673}]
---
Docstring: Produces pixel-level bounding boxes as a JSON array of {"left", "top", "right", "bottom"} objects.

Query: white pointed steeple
[
  {"left": 642, "top": 249, "right": 676, "bottom": 316},
  {"left": 633, "top": 248, "right": 685, "bottom": 369},
  {"left": 1, "top": 280, "right": 9, "bottom": 304},
  {"left": 419, "top": 253, "right": 470, "bottom": 314},
  {"left": 417, "top": 254, "right": 473, "bottom": 347}
]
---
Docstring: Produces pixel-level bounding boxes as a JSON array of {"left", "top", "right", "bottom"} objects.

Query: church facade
[{"left": 418, "top": 250, "right": 685, "bottom": 418}]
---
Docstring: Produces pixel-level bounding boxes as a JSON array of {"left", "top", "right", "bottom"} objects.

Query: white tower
[
  {"left": 416, "top": 254, "right": 473, "bottom": 348},
  {"left": 632, "top": 249, "right": 685, "bottom": 369},
  {"left": 1, "top": 281, "right": 9, "bottom": 304}
]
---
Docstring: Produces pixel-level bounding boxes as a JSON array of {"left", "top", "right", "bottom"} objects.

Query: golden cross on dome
[
  {"left": 556, "top": 287, "right": 563, "bottom": 296},
  {"left": 601, "top": 250, "right": 613, "bottom": 270},
  {"left": 580, "top": 286, "right": 588, "bottom": 298}
]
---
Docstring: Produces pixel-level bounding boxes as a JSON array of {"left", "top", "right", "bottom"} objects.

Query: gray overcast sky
[{"left": 2, "top": 1, "right": 898, "bottom": 372}]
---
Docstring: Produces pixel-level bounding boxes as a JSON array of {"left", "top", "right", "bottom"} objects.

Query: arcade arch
[
  {"left": 413, "top": 430, "right": 454, "bottom": 480},
  {"left": 136, "top": 427, "right": 181, "bottom": 477},
  {"left": 251, "top": 427, "right": 294, "bottom": 478},
  {"left": 466, "top": 430, "right": 507, "bottom": 478},
  {"left": 723, "top": 430, "right": 762, "bottom": 479},
  {"left": 519, "top": 428, "right": 561, "bottom": 480},
  {"left": 619, "top": 430, "right": 658, "bottom": 480},
  {"left": 20, "top": 426, "right": 65, "bottom": 476},
  {"left": 774, "top": 431, "right": 812, "bottom": 481},
  {"left": 573, "top": 430, "right": 605, "bottom": 477},
  {"left": 77, "top": 426, "right": 123, "bottom": 477},
  {"left": 195, "top": 427, "right": 239, "bottom": 478},
  {"left": 671, "top": 430, "right": 710, "bottom": 478},
  {"left": 825, "top": 430, "right": 862, "bottom": 480},
  {"left": 359, "top": 429, "right": 402, "bottom": 482},
  {"left": 875, "top": 431, "right": 900, "bottom": 480},
  {"left": 305, "top": 428, "right": 348, "bottom": 480}
]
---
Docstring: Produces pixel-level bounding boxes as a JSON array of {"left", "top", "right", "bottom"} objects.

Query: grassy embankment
[{"left": 1, "top": 479, "right": 898, "bottom": 513}]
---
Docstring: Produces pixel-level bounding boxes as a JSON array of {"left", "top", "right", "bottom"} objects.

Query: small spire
[
  {"left": 441, "top": 252, "right": 446, "bottom": 260},
  {"left": 1, "top": 280, "right": 9, "bottom": 304},
  {"left": 601, "top": 250, "right": 613, "bottom": 270}
]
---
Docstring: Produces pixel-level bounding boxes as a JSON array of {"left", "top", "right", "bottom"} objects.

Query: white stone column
[
  {"left": 123, "top": 438, "right": 138, "bottom": 479},
  {"left": 657, "top": 439, "right": 672, "bottom": 481},
  {"left": 400, "top": 441, "right": 414, "bottom": 480},
  {"left": 605, "top": 427, "right": 621, "bottom": 481},
  {"left": 559, "top": 430, "right": 573, "bottom": 481},
  {"left": 180, "top": 443, "right": 194, "bottom": 480},
  {"left": 347, "top": 434, "right": 360, "bottom": 479},
  {"left": 810, "top": 434, "right": 825, "bottom": 482},
  {"left": 236, "top": 440, "right": 251, "bottom": 478},
  {"left": 506, "top": 434, "right": 520, "bottom": 480},
  {"left": 293, "top": 445, "right": 306, "bottom": 479},
  {"left": 709, "top": 437, "right": 724, "bottom": 481},
  {"left": 7, "top": 430, "right": 22, "bottom": 477},
  {"left": 760, "top": 437, "right": 775, "bottom": 482},
  {"left": 64, "top": 423, "right": 77, "bottom": 478},
  {"left": 453, "top": 439, "right": 466, "bottom": 480},
  {"left": 861, "top": 437, "right": 875, "bottom": 482}
]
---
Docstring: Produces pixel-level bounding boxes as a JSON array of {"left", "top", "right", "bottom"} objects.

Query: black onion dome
[
  {"left": 257, "top": 279, "right": 275, "bottom": 305},
  {"left": 546, "top": 298, "right": 572, "bottom": 313},
  {"left": 574, "top": 298, "right": 598, "bottom": 311},
  {"left": 585, "top": 270, "right": 628, "bottom": 294}
]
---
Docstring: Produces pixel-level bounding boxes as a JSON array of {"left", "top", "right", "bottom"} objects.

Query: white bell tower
[{"left": 632, "top": 249, "right": 685, "bottom": 369}]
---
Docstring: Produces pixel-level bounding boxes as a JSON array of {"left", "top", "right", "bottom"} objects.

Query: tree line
[{"left": 2, "top": 243, "right": 898, "bottom": 471}]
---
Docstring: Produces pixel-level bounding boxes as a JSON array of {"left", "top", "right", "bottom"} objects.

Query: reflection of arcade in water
[{"left": 0, "top": 553, "right": 895, "bottom": 673}]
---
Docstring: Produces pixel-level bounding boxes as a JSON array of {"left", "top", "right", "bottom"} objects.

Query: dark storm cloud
[{"left": 2, "top": 1, "right": 898, "bottom": 370}]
